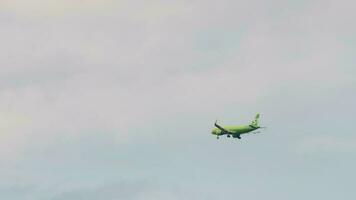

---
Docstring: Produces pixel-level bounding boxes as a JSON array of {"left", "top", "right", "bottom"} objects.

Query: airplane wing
[{"left": 214, "top": 121, "right": 234, "bottom": 134}]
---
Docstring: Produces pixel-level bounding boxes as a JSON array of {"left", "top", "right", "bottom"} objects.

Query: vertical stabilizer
[{"left": 251, "top": 113, "right": 260, "bottom": 127}]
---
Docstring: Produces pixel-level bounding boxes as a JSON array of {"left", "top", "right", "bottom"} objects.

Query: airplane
[{"left": 211, "top": 114, "right": 265, "bottom": 139}]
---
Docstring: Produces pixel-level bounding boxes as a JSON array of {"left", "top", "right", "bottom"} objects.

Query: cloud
[
  {"left": 50, "top": 181, "right": 149, "bottom": 200},
  {"left": 0, "top": 1, "right": 355, "bottom": 200},
  {"left": 0, "top": 0, "right": 354, "bottom": 161},
  {"left": 0, "top": 0, "right": 121, "bottom": 17},
  {"left": 0, "top": 183, "right": 34, "bottom": 199},
  {"left": 0, "top": 0, "right": 194, "bottom": 23},
  {"left": 295, "top": 135, "right": 356, "bottom": 156},
  {"left": 49, "top": 180, "right": 196, "bottom": 200}
]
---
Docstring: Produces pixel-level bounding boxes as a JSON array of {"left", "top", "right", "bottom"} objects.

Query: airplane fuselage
[
  {"left": 212, "top": 113, "right": 262, "bottom": 139},
  {"left": 211, "top": 125, "right": 258, "bottom": 136}
]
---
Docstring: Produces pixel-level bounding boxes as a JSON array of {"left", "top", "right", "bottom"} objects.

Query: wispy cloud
[
  {"left": 0, "top": 0, "right": 355, "bottom": 199},
  {"left": 0, "top": 0, "right": 354, "bottom": 159},
  {"left": 295, "top": 135, "right": 356, "bottom": 156}
]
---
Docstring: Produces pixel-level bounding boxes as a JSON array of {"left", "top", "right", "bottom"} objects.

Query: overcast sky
[{"left": 0, "top": 0, "right": 356, "bottom": 199}]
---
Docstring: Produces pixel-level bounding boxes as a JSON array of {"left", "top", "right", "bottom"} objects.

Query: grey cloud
[
  {"left": 295, "top": 135, "right": 356, "bottom": 156},
  {"left": 50, "top": 181, "right": 149, "bottom": 200},
  {"left": 0, "top": 1, "right": 356, "bottom": 199},
  {"left": 0, "top": 0, "right": 355, "bottom": 157},
  {"left": 0, "top": 184, "right": 35, "bottom": 200}
]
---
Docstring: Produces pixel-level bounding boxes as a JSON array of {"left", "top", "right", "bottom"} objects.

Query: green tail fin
[{"left": 251, "top": 113, "right": 260, "bottom": 127}]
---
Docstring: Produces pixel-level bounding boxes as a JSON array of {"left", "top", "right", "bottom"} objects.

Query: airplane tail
[{"left": 250, "top": 113, "right": 260, "bottom": 127}]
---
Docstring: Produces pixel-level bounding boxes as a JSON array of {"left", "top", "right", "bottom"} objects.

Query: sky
[{"left": 0, "top": 0, "right": 356, "bottom": 199}]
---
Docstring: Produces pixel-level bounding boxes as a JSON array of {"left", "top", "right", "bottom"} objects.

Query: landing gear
[
  {"left": 233, "top": 134, "right": 241, "bottom": 139},
  {"left": 227, "top": 135, "right": 231, "bottom": 138}
]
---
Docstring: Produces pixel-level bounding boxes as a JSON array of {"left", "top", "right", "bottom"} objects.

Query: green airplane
[{"left": 212, "top": 114, "right": 264, "bottom": 139}]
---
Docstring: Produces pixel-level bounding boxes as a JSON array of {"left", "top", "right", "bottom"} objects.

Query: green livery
[{"left": 211, "top": 114, "right": 264, "bottom": 139}]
